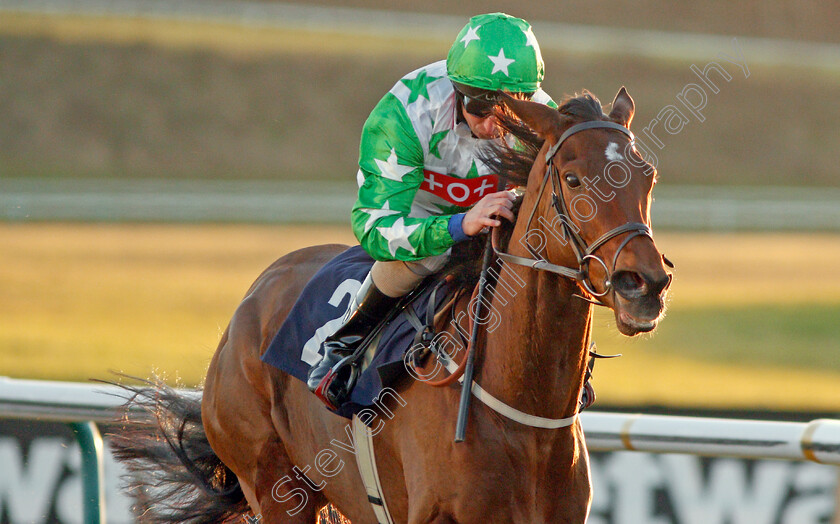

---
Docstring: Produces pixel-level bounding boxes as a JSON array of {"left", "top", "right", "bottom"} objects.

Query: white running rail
[{"left": 2, "top": 376, "right": 840, "bottom": 464}]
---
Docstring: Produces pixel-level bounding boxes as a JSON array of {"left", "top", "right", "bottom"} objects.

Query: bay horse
[{"left": 113, "top": 87, "right": 671, "bottom": 523}]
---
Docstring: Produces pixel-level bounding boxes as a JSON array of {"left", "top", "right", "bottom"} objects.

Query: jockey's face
[{"left": 462, "top": 105, "right": 501, "bottom": 140}]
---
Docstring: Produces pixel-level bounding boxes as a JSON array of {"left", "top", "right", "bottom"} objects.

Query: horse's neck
[{"left": 477, "top": 233, "right": 593, "bottom": 420}]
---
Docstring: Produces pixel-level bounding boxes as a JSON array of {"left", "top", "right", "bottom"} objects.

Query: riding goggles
[
  {"left": 459, "top": 92, "right": 498, "bottom": 118},
  {"left": 456, "top": 89, "right": 535, "bottom": 118}
]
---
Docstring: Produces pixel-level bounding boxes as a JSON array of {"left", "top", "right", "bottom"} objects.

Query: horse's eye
[{"left": 564, "top": 173, "right": 581, "bottom": 188}]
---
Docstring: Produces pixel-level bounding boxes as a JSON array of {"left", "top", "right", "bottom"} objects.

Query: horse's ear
[
  {"left": 609, "top": 87, "right": 635, "bottom": 128},
  {"left": 499, "top": 93, "right": 564, "bottom": 140}
]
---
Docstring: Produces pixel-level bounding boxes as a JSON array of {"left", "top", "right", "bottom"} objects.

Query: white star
[
  {"left": 488, "top": 48, "right": 515, "bottom": 76},
  {"left": 376, "top": 217, "right": 420, "bottom": 257},
  {"left": 361, "top": 201, "right": 401, "bottom": 233},
  {"left": 522, "top": 28, "right": 538, "bottom": 48},
  {"left": 460, "top": 25, "right": 480, "bottom": 48},
  {"left": 605, "top": 142, "right": 624, "bottom": 162},
  {"left": 374, "top": 148, "right": 415, "bottom": 182}
]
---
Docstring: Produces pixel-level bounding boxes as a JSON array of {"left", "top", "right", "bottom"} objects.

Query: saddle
[{"left": 261, "top": 245, "right": 467, "bottom": 418}]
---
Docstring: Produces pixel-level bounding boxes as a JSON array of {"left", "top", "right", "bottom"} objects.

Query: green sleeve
[{"left": 351, "top": 93, "right": 455, "bottom": 261}]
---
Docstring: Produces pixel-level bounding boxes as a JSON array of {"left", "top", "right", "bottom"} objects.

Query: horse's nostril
[
  {"left": 650, "top": 273, "right": 672, "bottom": 296},
  {"left": 664, "top": 273, "right": 673, "bottom": 291},
  {"left": 612, "top": 270, "right": 647, "bottom": 298}
]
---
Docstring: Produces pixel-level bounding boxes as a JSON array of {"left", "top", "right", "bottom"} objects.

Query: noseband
[{"left": 492, "top": 120, "right": 653, "bottom": 304}]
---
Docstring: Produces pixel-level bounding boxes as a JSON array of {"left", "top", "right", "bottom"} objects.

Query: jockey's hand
[{"left": 462, "top": 190, "right": 516, "bottom": 236}]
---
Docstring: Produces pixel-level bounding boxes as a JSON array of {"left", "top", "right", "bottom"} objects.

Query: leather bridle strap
[
  {"left": 544, "top": 120, "right": 634, "bottom": 163},
  {"left": 586, "top": 221, "right": 649, "bottom": 256},
  {"left": 491, "top": 163, "right": 586, "bottom": 280},
  {"left": 491, "top": 225, "right": 584, "bottom": 281}
]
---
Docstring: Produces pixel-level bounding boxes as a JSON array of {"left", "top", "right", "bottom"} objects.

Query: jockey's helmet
[{"left": 446, "top": 13, "right": 545, "bottom": 99}]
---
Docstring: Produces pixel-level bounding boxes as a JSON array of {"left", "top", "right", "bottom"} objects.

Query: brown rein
[{"left": 414, "top": 285, "right": 477, "bottom": 387}]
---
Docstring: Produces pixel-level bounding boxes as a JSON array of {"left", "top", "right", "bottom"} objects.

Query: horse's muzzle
[
  {"left": 612, "top": 269, "right": 672, "bottom": 301},
  {"left": 611, "top": 268, "right": 672, "bottom": 335}
]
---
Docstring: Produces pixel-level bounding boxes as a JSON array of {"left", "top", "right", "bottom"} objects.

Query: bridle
[
  {"left": 416, "top": 121, "right": 660, "bottom": 431},
  {"left": 492, "top": 120, "right": 653, "bottom": 305}
]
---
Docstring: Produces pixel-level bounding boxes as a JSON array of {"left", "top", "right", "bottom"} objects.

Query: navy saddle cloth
[{"left": 261, "top": 245, "right": 451, "bottom": 419}]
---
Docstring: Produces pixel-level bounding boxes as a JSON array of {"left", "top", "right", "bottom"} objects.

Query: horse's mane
[
  {"left": 442, "top": 93, "right": 605, "bottom": 287},
  {"left": 557, "top": 92, "right": 605, "bottom": 121}
]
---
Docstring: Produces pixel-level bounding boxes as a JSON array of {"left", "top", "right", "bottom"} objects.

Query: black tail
[{"left": 107, "top": 377, "right": 249, "bottom": 524}]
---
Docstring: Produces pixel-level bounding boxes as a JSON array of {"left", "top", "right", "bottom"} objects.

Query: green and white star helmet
[{"left": 446, "top": 12, "right": 545, "bottom": 95}]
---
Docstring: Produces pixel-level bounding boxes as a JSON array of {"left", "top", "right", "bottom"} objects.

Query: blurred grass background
[{"left": 1, "top": 2, "right": 839, "bottom": 413}]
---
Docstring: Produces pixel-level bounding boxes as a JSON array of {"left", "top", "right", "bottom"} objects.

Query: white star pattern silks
[
  {"left": 351, "top": 60, "right": 556, "bottom": 261},
  {"left": 360, "top": 201, "right": 401, "bottom": 233},
  {"left": 376, "top": 217, "right": 421, "bottom": 257},
  {"left": 523, "top": 28, "right": 538, "bottom": 48},
  {"left": 460, "top": 25, "right": 481, "bottom": 47},
  {"left": 488, "top": 48, "right": 515, "bottom": 76},
  {"left": 374, "top": 148, "right": 415, "bottom": 182}
]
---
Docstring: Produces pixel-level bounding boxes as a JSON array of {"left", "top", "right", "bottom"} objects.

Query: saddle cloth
[{"left": 261, "top": 245, "right": 452, "bottom": 419}]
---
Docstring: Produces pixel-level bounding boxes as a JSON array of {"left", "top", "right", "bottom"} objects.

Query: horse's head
[{"left": 499, "top": 88, "right": 672, "bottom": 336}]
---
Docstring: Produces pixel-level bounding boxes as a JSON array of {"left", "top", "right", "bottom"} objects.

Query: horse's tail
[{"left": 108, "top": 378, "right": 250, "bottom": 524}]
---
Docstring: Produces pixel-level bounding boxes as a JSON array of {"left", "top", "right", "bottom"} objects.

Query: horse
[{"left": 112, "top": 87, "right": 671, "bottom": 523}]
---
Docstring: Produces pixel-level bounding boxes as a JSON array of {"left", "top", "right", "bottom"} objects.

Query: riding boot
[{"left": 306, "top": 279, "right": 399, "bottom": 396}]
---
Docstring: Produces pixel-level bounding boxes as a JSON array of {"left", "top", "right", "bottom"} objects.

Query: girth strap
[{"left": 353, "top": 415, "right": 395, "bottom": 524}]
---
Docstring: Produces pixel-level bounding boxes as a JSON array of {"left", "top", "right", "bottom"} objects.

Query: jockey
[{"left": 307, "top": 13, "right": 556, "bottom": 403}]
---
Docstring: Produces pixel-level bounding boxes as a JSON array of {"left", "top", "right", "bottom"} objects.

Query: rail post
[{"left": 69, "top": 421, "right": 106, "bottom": 524}]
